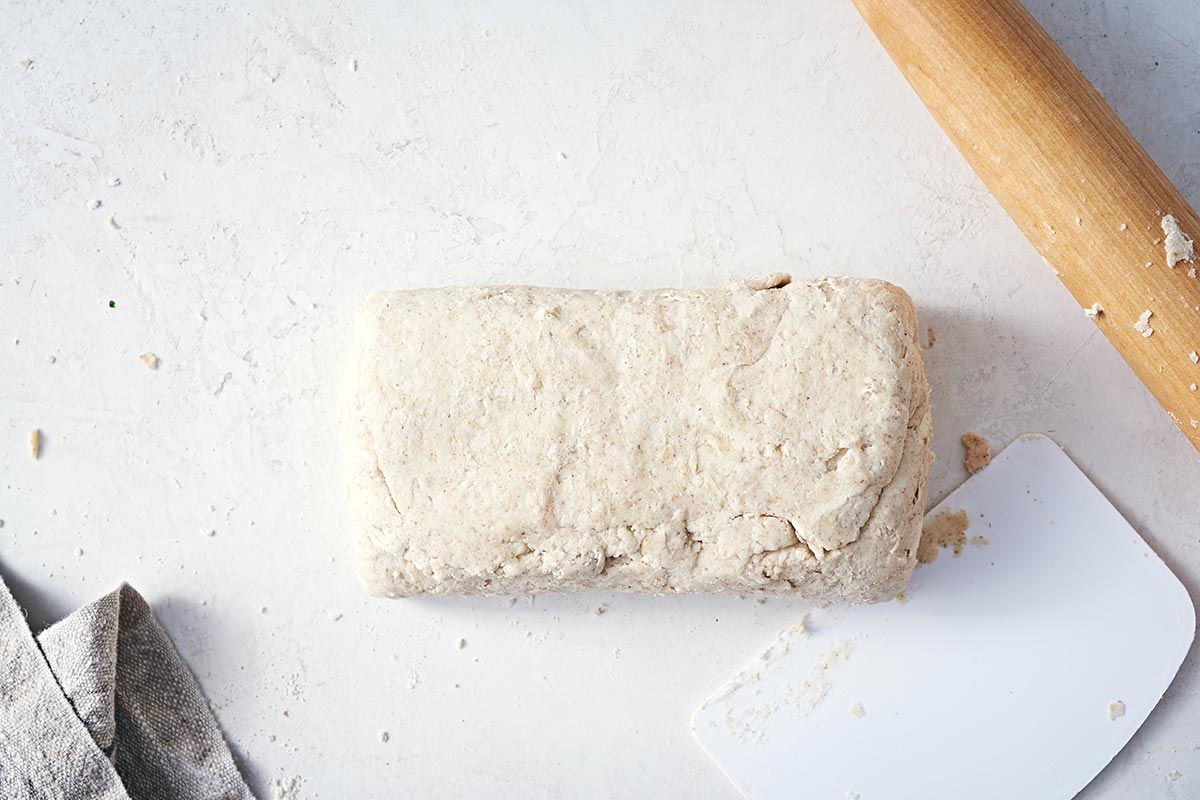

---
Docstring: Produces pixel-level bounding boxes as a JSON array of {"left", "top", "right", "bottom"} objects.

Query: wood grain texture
[{"left": 853, "top": 0, "right": 1200, "bottom": 450}]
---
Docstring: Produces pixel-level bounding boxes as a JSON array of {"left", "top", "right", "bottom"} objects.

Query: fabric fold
[{"left": 0, "top": 576, "right": 254, "bottom": 800}]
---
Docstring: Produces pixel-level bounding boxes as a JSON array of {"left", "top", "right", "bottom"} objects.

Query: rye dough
[{"left": 341, "top": 275, "right": 932, "bottom": 602}]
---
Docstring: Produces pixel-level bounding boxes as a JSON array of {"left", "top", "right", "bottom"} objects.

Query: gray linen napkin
[{"left": 0, "top": 576, "right": 254, "bottom": 799}]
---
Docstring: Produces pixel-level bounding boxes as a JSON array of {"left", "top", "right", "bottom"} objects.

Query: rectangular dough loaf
[{"left": 341, "top": 274, "right": 932, "bottom": 602}]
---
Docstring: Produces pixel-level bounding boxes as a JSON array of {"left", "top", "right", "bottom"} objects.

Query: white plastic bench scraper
[{"left": 692, "top": 434, "right": 1194, "bottom": 799}]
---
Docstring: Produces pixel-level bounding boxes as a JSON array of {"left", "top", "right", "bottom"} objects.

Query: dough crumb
[
  {"left": 270, "top": 776, "right": 300, "bottom": 799},
  {"left": 1133, "top": 309, "right": 1154, "bottom": 338},
  {"left": 87, "top": 199, "right": 101, "bottom": 210},
  {"left": 1083, "top": 303, "right": 1104, "bottom": 320},
  {"left": 754, "top": 596, "right": 766, "bottom": 605},
  {"left": 733, "top": 273, "right": 792, "bottom": 291},
  {"left": 1190, "top": 352, "right": 1199, "bottom": 364},
  {"left": 106, "top": 214, "right": 119, "bottom": 230},
  {"left": 328, "top": 611, "right": 343, "bottom": 622},
  {"left": 19, "top": 58, "right": 33, "bottom": 69},
  {"left": 969, "top": 535, "right": 990, "bottom": 547},
  {"left": 1168, "top": 771, "right": 1182, "bottom": 782},
  {"left": 348, "top": 58, "right": 358, "bottom": 72},
  {"left": 1144, "top": 261, "right": 1153, "bottom": 268},
  {"left": 849, "top": 701, "right": 866, "bottom": 718},
  {"left": 1161, "top": 214, "right": 1194, "bottom": 267},
  {"left": 267, "top": 733, "right": 276, "bottom": 743},
  {"left": 1107, "top": 700, "right": 1126, "bottom": 720},
  {"left": 377, "top": 730, "right": 389, "bottom": 743},
  {"left": 1119, "top": 223, "right": 1128, "bottom": 231},
  {"left": 846, "top": 793, "right": 860, "bottom": 800},
  {"left": 202, "top": 528, "right": 215, "bottom": 537},
  {"left": 961, "top": 432, "right": 991, "bottom": 474},
  {"left": 44, "top": 354, "right": 55, "bottom": 364},
  {"left": 139, "top": 352, "right": 159, "bottom": 369},
  {"left": 594, "top": 603, "right": 608, "bottom": 615},
  {"left": 106, "top": 176, "right": 121, "bottom": 188},
  {"left": 29, "top": 428, "right": 40, "bottom": 459},
  {"left": 926, "top": 325, "right": 936, "bottom": 349},
  {"left": 918, "top": 509, "right": 969, "bottom": 564},
  {"left": 507, "top": 597, "right": 518, "bottom": 607},
  {"left": 1190, "top": 267, "right": 1197, "bottom": 279},
  {"left": 894, "top": 591, "right": 908, "bottom": 605},
  {"left": 73, "top": 547, "right": 83, "bottom": 557},
  {"left": 455, "top": 637, "right": 466, "bottom": 650}
]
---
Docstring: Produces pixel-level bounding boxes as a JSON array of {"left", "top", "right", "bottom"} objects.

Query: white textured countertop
[{"left": 2, "top": 1, "right": 1198, "bottom": 797}]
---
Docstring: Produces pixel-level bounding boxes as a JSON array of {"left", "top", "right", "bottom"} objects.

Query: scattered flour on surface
[
  {"left": 1161, "top": 214, "right": 1194, "bottom": 267},
  {"left": 703, "top": 628, "right": 852, "bottom": 744},
  {"left": 1133, "top": 310, "right": 1153, "bottom": 338},
  {"left": 270, "top": 777, "right": 300, "bottom": 799}
]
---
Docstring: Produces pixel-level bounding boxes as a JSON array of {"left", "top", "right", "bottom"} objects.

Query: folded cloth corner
[{"left": 0, "top": 575, "right": 253, "bottom": 800}]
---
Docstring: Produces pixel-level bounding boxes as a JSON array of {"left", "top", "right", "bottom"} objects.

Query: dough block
[{"left": 341, "top": 275, "right": 931, "bottom": 602}]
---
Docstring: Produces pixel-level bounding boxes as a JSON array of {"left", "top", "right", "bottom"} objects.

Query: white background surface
[{"left": 1, "top": 0, "right": 1198, "bottom": 797}]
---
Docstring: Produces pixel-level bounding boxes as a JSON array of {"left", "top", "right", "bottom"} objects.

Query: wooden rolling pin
[{"left": 852, "top": 0, "right": 1200, "bottom": 451}]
